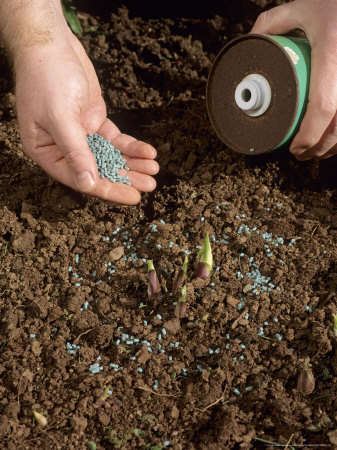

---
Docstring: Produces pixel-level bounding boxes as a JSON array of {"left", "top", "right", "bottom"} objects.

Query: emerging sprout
[
  {"left": 86, "top": 442, "right": 97, "bottom": 450},
  {"left": 95, "top": 385, "right": 112, "bottom": 408},
  {"left": 297, "top": 358, "right": 315, "bottom": 395},
  {"left": 162, "top": 278, "right": 168, "bottom": 293},
  {"left": 193, "top": 233, "right": 213, "bottom": 280},
  {"left": 147, "top": 260, "right": 161, "bottom": 299},
  {"left": 62, "top": 0, "right": 83, "bottom": 34},
  {"left": 333, "top": 314, "right": 337, "bottom": 337},
  {"left": 175, "top": 285, "right": 187, "bottom": 318},
  {"left": 172, "top": 255, "right": 188, "bottom": 295},
  {"left": 33, "top": 411, "right": 48, "bottom": 427}
]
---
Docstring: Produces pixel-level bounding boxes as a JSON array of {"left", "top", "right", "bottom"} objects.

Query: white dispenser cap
[{"left": 235, "top": 74, "right": 271, "bottom": 117}]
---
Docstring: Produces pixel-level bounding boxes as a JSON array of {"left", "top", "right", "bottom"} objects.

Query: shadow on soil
[{"left": 73, "top": 0, "right": 262, "bottom": 21}]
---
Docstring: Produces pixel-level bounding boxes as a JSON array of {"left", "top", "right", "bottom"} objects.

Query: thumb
[
  {"left": 251, "top": 3, "right": 299, "bottom": 35},
  {"left": 50, "top": 117, "right": 97, "bottom": 193}
]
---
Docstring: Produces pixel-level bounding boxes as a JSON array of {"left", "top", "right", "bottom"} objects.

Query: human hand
[
  {"left": 251, "top": 0, "right": 337, "bottom": 161},
  {"left": 15, "top": 31, "right": 158, "bottom": 205}
]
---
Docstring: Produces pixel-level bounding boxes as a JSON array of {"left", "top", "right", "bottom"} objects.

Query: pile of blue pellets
[{"left": 87, "top": 133, "right": 130, "bottom": 185}]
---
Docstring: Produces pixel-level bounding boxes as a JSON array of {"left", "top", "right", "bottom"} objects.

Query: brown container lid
[{"left": 206, "top": 34, "right": 299, "bottom": 154}]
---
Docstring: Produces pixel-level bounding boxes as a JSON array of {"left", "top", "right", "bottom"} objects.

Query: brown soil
[{"left": 1, "top": 1, "right": 337, "bottom": 449}]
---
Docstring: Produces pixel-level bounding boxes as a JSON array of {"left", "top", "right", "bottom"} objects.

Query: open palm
[{"left": 15, "top": 32, "right": 158, "bottom": 204}]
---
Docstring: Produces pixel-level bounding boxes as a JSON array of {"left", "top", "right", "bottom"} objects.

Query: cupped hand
[
  {"left": 15, "top": 32, "right": 159, "bottom": 204},
  {"left": 252, "top": 0, "right": 337, "bottom": 160}
]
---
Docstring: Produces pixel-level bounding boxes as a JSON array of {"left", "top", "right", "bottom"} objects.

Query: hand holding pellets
[{"left": 0, "top": 0, "right": 159, "bottom": 206}]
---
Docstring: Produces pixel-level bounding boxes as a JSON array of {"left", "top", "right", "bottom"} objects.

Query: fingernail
[
  {"left": 76, "top": 171, "right": 94, "bottom": 192},
  {"left": 292, "top": 147, "right": 310, "bottom": 156},
  {"left": 295, "top": 154, "right": 310, "bottom": 162},
  {"left": 291, "top": 148, "right": 308, "bottom": 161}
]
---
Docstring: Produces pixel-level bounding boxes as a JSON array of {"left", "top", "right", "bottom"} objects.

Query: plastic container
[{"left": 206, "top": 34, "right": 311, "bottom": 155}]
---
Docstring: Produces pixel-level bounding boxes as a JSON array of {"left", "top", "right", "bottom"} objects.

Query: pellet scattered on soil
[{"left": 87, "top": 133, "right": 130, "bottom": 185}]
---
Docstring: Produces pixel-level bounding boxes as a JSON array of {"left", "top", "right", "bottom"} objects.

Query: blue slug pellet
[{"left": 87, "top": 133, "right": 131, "bottom": 185}]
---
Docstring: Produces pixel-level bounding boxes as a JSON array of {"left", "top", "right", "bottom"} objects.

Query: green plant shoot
[
  {"left": 175, "top": 285, "right": 187, "bottom": 318},
  {"left": 147, "top": 260, "right": 161, "bottom": 299},
  {"left": 62, "top": 0, "right": 83, "bottom": 34},
  {"left": 172, "top": 254, "right": 188, "bottom": 294},
  {"left": 194, "top": 232, "right": 213, "bottom": 279}
]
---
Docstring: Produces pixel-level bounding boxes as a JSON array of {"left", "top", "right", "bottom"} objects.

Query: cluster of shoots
[{"left": 147, "top": 233, "right": 213, "bottom": 318}]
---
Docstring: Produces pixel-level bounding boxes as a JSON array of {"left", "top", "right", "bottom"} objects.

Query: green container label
[{"left": 268, "top": 35, "right": 311, "bottom": 149}]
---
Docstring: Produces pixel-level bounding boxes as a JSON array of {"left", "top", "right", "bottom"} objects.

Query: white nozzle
[{"left": 235, "top": 74, "right": 271, "bottom": 117}]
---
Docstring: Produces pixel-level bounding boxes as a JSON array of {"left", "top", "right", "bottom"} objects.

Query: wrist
[{"left": 0, "top": 0, "right": 72, "bottom": 68}]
